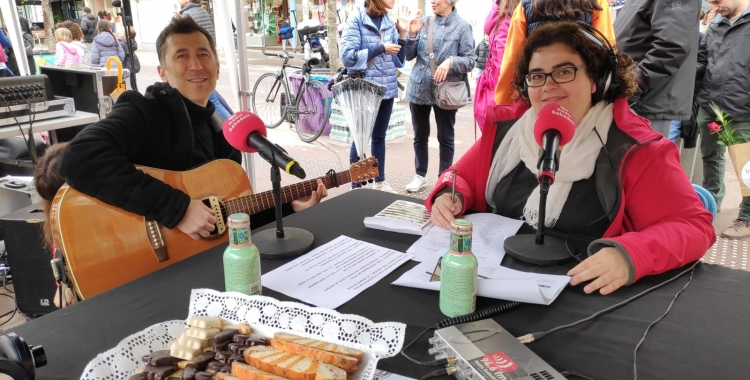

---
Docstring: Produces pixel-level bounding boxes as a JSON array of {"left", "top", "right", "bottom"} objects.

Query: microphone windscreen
[
  {"left": 222, "top": 111, "right": 267, "bottom": 153},
  {"left": 533, "top": 103, "right": 576, "bottom": 147}
]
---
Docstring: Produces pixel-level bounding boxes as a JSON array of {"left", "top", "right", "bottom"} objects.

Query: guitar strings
[{"left": 222, "top": 171, "right": 347, "bottom": 216}]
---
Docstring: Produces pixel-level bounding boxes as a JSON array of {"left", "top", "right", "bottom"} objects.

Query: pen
[{"left": 451, "top": 168, "right": 457, "bottom": 204}]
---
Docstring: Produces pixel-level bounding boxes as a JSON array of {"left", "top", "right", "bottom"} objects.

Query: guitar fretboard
[{"left": 222, "top": 170, "right": 351, "bottom": 216}]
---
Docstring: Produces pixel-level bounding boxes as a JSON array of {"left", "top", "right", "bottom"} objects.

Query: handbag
[{"left": 427, "top": 16, "right": 470, "bottom": 110}]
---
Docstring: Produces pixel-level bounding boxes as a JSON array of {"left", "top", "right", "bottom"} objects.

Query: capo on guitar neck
[{"left": 327, "top": 169, "right": 339, "bottom": 188}]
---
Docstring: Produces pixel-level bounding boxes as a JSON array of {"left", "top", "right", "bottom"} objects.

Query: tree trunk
[
  {"left": 326, "top": 0, "right": 340, "bottom": 75},
  {"left": 42, "top": 0, "right": 56, "bottom": 52}
]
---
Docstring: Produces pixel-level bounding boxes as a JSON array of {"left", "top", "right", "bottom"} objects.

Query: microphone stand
[
  {"left": 503, "top": 149, "right": 572, "bottom": 266},
  {"left": 252, "top": 151, "right": 315, "bottom": 259}
]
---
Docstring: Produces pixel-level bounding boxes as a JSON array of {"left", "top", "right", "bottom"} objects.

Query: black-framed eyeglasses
[{"left": 524, "top": 66, "right": 587, "bottom": 87}]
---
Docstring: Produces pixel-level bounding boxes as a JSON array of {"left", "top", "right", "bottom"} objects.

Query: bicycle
[{"left": 251, "top": 51, "right": 331, "bottom": 143}]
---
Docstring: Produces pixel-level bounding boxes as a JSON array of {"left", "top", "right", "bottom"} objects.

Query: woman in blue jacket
[{"left": 341, "top": 0, "right": 412, "bottom": 192}]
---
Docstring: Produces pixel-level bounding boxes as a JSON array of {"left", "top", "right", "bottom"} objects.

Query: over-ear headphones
[
  {"left": 0, "top": 333, "right": 46, "bottom": 380},
  {"left": 520, "top": 22, "right": 619, "bottom": 104}
]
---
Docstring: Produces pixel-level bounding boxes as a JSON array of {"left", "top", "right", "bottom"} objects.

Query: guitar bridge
[
  {"left": 145, "top": 220, "right": 168, "bottom": 262},
  {"left": 209, "top": 196, "right": 226, "bottom": 235}
]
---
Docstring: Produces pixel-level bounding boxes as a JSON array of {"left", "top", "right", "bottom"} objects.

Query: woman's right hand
[
  {"left": 408, "top": 10, "right": 425, "bottom": 36},
  {"left": 384, "top": 43, "right": 401, "bottom": 55},
  {"left": 431, "top": 193, "right": 463, "bottom": 229}
]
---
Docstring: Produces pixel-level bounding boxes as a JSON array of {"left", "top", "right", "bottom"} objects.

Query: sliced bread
[
  {"left": 274, "top": 332, "right": 365, "bottom": 362},
  {"left": 243, "top": 346, "right": 347, "bottom": 380},
  {"left": 231, "top": 362, "right": 288, "bottom": 380},
  {"left": 271, "top": 338, "right": 358, "bottom": 373}
]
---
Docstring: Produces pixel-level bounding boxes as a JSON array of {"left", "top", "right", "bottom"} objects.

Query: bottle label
[
  {"left": 229, "top": 227, "right": 252, "bottom": 248},
  {"left": 449, "top": 233, "right": 472, "bottom": 256},
  {"left": 224, "top": 253, "right": 262, "bottom": 296},
  {"left": 439, "top": 263, "right": 477, "bottom": 317},
  {"left": 249, "top": 280, "right": 262, "bottom": 296},
  {"left": 228, "top": 213, "right": 252, "bottom": 248}
]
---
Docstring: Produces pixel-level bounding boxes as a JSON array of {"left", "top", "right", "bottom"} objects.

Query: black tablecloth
[{"left": 10, "top": 189, "right": 750, "bottom": 380}]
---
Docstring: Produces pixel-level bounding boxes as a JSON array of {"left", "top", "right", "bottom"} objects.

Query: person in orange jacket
[{"left": 494, "top": 0, "right": 615, "bottom": 105}]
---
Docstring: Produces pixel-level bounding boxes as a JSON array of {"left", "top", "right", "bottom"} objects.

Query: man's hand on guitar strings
[
  {"left": 176, "top": 199, "right": 217, "bottom": 239},
  {"left": 292, "top": 179, "right": 328, "bottom": 212}
]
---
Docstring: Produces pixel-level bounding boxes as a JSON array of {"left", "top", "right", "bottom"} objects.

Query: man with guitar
[{"left": 58, "top": 16, "right": 327, "bottom": 241}]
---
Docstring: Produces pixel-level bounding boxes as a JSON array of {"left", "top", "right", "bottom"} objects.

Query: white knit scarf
[{"left": 485, "top": 102, "right": 613, "bottom": 227}]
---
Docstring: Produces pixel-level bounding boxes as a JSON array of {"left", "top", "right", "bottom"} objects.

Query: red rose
[{"left": 708, "top": 122, "right": 722, "bottom": 133}]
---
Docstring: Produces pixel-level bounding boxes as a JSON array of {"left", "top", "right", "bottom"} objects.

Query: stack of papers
[{"left": 392, "top": 213, "right": 571, "bottom": 305}]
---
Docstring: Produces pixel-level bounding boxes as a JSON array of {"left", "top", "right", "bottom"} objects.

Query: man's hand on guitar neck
[
  {"left": 291, "top": 179, "right": 328, "bottom": 212},
  {"left": 176, "top": 199, "right": 217, "bottom": 239}
]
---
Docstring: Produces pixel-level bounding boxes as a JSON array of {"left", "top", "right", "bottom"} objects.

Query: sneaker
[
  {"left": 373, "top": 181, "right": 397, "bottom": 193},
  {"left": 405, "top": 175, "right": 428, "bottom": 193},
  {"left": 721, "top": 219, "right": 750, "bottom": 239}
]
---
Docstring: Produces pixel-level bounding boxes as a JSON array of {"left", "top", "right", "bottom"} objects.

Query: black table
[{"left": 10, "top": 190, "right": 750, "bottom": 380}]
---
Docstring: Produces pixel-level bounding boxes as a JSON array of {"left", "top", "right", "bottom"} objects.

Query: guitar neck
[{"left": 222, "top": 170, "right": 351, "bottom": 216}]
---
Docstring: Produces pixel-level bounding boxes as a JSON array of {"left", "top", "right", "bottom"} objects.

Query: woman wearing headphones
[{"left": 426, "top": 22, "right": 715, "bottom": 295}]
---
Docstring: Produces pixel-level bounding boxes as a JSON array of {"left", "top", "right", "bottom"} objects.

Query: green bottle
[
  {"left": 223, "top": 213, "right": 262, "bottom": 296},
  {"left": 439, "top": 219, "right": 478, "bottom": 317}
]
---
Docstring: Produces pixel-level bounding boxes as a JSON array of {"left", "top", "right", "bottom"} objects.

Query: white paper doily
[{"left": 82, "top": 289, "right": 406, "bottom": 380}]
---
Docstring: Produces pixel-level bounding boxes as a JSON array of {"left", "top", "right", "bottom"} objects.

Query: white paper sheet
[
  {"left": 407, "top": 213, "right": 525, "bottom": 278},
  {"left": 392, "top": 261, "right": 570, "bottom": 305},
  {"left": 262, "top": 235, "right": 413, "bottom": 309},
  {"left": 395, "top": 213, "right": 569, "bottom": 305}
]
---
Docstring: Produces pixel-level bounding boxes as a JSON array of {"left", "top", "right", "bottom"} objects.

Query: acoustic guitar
[{"left": 50, "top": 158, "right": 379, "bottom": 300}]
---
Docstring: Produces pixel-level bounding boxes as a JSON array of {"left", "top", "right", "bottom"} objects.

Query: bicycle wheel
[
  {"left": 251, "top": 73, "right": 289, "bottom": 129},
  {"left": 294, "top": 80, "right": 331, "bottom": 143}
]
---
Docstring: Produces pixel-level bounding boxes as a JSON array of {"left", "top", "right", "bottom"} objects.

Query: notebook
[{"left": 364, "top": 200, "right": 434, "bottom": 236}]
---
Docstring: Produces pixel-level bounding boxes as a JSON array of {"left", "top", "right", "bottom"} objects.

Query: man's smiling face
[{"left": 157, "top": 31, "right": 219, "bottom": 107}]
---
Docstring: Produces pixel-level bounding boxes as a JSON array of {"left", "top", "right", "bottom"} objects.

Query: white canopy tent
[{"left": 0, "top": 0, "right": 31, "bottom": 76}]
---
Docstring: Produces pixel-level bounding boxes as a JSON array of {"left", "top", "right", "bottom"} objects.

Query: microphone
[
  {"left": 223, "top": 111, "right": 307, "bottom": 179},
  {"left": 533, "top": 103, "right": 576, "bottom": 190},
  {"left": 502, "top": 103, "right": 577, "bottom": 266}
]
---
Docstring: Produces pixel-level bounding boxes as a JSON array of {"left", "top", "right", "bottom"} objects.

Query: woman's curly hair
[{"left": 510, "top": 22, "right": 638, "bottom": 104}]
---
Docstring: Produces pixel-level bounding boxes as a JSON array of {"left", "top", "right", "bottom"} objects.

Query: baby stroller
[{"left": 298, "top": 25, "right": 329, "bottom": 69}]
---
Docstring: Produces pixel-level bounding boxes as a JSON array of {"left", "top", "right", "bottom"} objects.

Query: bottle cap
[
  {"left": 450, "top": 219, "right": 472, "bottom": 235},
  {"left": 228, "top": 213, "right": 250, "bottom": 229}
]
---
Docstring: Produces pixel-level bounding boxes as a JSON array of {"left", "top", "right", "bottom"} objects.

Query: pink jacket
[
  {"left": 426, "top": 99, "right": 716, "bottom": 284},
  {"left": 483, "top": 3, "right": 511, "bottom": 86},
  {"left": 55, "top": 41, "right": 82, "bottom": 66}
]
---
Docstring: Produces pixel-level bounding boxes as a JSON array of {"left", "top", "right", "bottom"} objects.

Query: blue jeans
[
  {"left": 668, "top": 120, "right": 682, "bottom": 143},
  {"left": 350, "top": 97, "right": 394, "bottom": 184},
  {"left": 410, "top": 103, "right": 457, "bottom": 177}
]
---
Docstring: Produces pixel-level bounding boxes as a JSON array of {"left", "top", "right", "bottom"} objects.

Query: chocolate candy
[
  {"left": 220, "top": 364, "right": 232, "bottom": 373},
  {"left": 213, "top": 329, "right": 239, "bottom": 346},
  {"left": 193, "top": 351, "right": 215, "bottom": 370},
  {"left": 213, "top": 341, "right": 230, "bottom": 352},
  {"left": 142, "top": 350, "right": 181, "bottom": 367},
  {"left": 143, "top": 365, "right": 177, "bottom": 380},
  {"left": 129, "top": 373, "right": 146, "bottom": 380},
  {"left": 228, "top": 343, "right": 243, "bottom": 354},
  {"left": 214, "top": 351, "right": 233, "bottom": 363},
  {"left": 245, "top": 335, "right": 269, "bottom": 347},
  {"left": 181, "top": 366, "right": 197, "bottom": 380},
  {"left": 194, "top": 372, "right": 215, "bottom": 380},
  {"left": 228, "top": 354, "right": 245, "bottom": 364},
  {"left": 232, "top": 335, "right": 250, "bottom": 343},
  {"left": 207, "top": 361, "right": 225, "bottom": 372}
]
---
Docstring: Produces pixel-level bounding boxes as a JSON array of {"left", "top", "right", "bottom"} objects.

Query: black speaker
[{"left": 0, "top": 204, "right": 58, "bottom": 317}]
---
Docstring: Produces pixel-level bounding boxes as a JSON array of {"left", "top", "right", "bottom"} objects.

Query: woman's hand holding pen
[{"left": 431, "top": 193, "right": 463, "bottom": 229}]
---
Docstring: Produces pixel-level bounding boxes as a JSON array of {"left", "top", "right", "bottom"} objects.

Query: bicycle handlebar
[{"left": 262, "top": 50, "right": 295, "bottom": 60}]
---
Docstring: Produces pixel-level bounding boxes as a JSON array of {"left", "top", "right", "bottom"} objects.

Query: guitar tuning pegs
[
  {"left": 372, "top": 161, "right": 379, "bottom": 168},
  {"left": 368, "top": 179, "right": 374, "bottom": 183}
]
